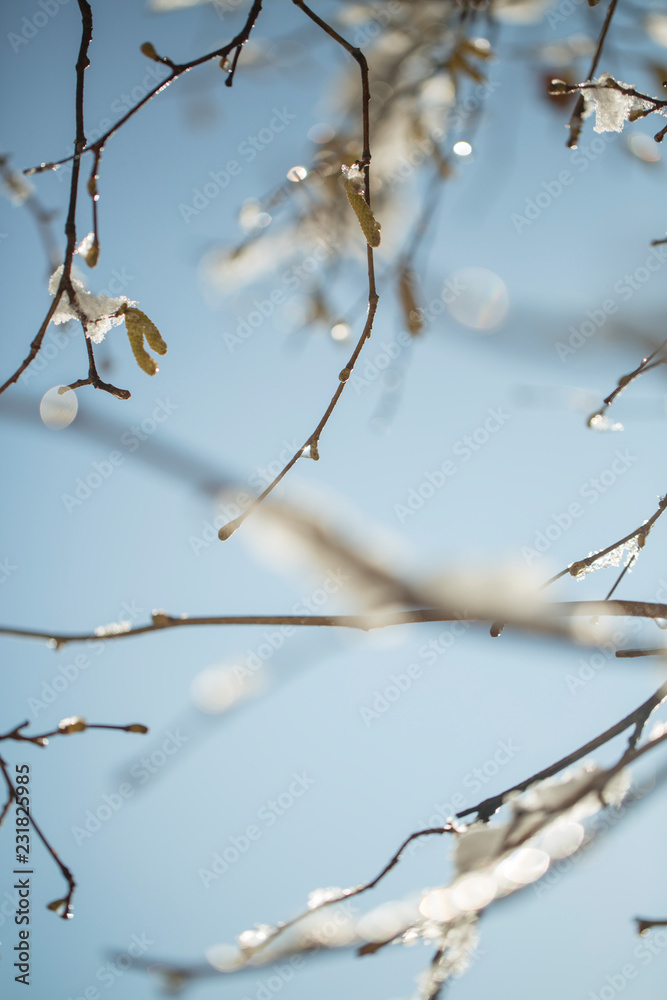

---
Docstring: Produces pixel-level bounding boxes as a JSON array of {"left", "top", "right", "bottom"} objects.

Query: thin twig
[
  {"left": 0, "top": 0, "right": 93, "bottom": 395},
  {"left": 457, "top": 681, "right": 667, "bottom": 820},
  {"left": 616, "top": 647, "right": 665, "bottom": 658},
  {"left": 216, "top": 0, "right": 379, "bottom": 540},
  {"left": 543, "top": 495, "right": 667, "bottom": 590},
  {"left": 135, "top": 723, "right": 667, "bottom": 982},
  {"left": 6, "top": 600, "right": 667, "bottom": 649},
  {"left": 0, "top": 717, "right": 148, "bottom": 918},
  {"left": 636, "top": 918, "right": 667, "bottom": 934},
  {"left": 0, "top": 0, "right": 264, "bottom": 398},
  {"left": 585, "top": 338, "right": 667, "bottom": 428}
]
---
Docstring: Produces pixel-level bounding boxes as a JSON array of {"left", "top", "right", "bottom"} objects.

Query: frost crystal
[
  {"left": 307, "top": 886, "right": 345, "bottom": 909},
  {"left": 571, "top": 536, "right": 640, "bottom": 580},
  {"left": 237, "top": 924, "right": 275, "bottom": 951},
  {"left": 414, "top": 915, "right": 479, "bottom": 999},
  {"left": 93, "top": 620, "right": 132, "bottom": 637},
  {"left": 589, "top": 413, "right": 623, "bottom": 432},
  {"left": 583, "top": 74, "right": 655, "bottom": 134},
  {"left": 48, "top": 265, "right": 136, "bottom": 343}
]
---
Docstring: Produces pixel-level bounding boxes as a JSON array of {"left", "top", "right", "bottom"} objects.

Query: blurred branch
[
  {"left": 0, "top": 154, "right": 60, "bottom": 270},
  {"left": 636, "top": 918, "right": 667, "bottom": 934}
]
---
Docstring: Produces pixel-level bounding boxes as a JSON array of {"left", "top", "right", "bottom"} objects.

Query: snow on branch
[
  {"left": 551, "top": 73, "right": 667, "bottom": 138},
  {"left": 132, "top": 693, "right": 667, "bottom": 998}
]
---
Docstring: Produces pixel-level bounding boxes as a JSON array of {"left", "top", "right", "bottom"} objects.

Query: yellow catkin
[
  {"left": 127, "top": 307, "right": 167, "bottom": 355},
  {"left": 127, "top": 326, "right": 158, "bottom": 375},
  {"left": 342, "top": 165, "right": 381, "bottom": 248},
  {"left": 124, "top": 307, "right": 167, "bottom": 376}
]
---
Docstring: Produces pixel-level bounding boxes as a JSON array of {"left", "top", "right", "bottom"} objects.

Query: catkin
[
  {"left": 342, "top": 165, "right": 381, "bottom": 248},
  {"left": 399, "top": 265, "right": 423, "bottom": 336},
  {"left": 125, "top": 307, "right": 167, "bottom": 376}
]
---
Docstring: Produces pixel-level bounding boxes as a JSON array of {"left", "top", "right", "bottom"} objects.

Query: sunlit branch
[
  {"left": 565, "top": 0, "right": 619, "bottom": 148},
  {"left": 215, "top": 0, "right": 378, "bottom": 541},
  {"left": 132, "top": 722, "right": 667, "bottom": 985},
  {"left": 457, "top": 682, "right": 667, "bottom": 820},
  {"left": 0, "top": 1, "right": 264, "bottom": 399},
  {"left": 5, "top": 600, "right": 667, "bottom": 650}
]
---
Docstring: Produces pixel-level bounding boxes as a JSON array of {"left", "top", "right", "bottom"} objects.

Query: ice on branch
[
  {"left": 49, "top": 265, "right": 136, "bottom": 343},
  {"left": 588, "top": 413, "right": 624, "bottom": 432},
  {"left": 580, "top": 74, "right": 657, "bottom": 134},
  {"left": 569, "top": 535, "right": 641, "bottom": 580},
  {"left": 237, "top": 924, "right": 276, "bottom": 952},
  {"left": 93, "top": 620, "right": 132, "bottom": 637},
  {"left": 415, "top": 915, "right": 479, "bottom": 999},
  {"left": 58, "top": 716, "right": 87, "bottom": 734},
  {"left": 307, "top": 886, "right": 347, "bottom": 909},
  {"left": 76, "top": 231, "right": 99, "bottom": 268},
  {"left": 411, "top": 764, "right": 626, "bottom": 964}
]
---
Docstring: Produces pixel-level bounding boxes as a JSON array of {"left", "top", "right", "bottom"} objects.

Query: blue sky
[{"left": 2, "top": 1, "right": 667, "bottom": 999}]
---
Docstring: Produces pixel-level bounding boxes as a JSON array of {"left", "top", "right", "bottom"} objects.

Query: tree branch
[{"left": 4, "top": 600, "right": 667, "bottom": 649}]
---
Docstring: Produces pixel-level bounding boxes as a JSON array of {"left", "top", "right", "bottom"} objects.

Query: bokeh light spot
[
  {"left": 40, "top": 386, "right": 78, "bottom": 430},
  {"left": 445, "top": 267, "right": 509, "bottom": 331}
]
